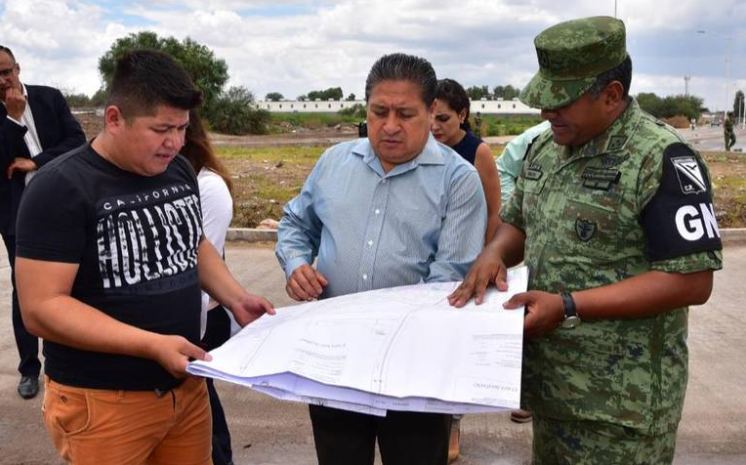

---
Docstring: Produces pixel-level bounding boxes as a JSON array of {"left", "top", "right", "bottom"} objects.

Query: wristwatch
[{"left": 560, "top": 292, "right": 581, "bottom": 329}]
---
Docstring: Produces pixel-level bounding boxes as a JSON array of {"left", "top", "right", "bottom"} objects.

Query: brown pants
[{"left": 42, "top": 376, "right": 212, "bottom": 465}]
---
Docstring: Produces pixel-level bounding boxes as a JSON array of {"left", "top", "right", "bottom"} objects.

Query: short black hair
[
  {"left": 365, "top": 53, "right": 437, "bottom": 106},
  {"left": 588, "top": 55, "right": 632, "bottom": 100},
  {"left": 435, "top": 78, "right": 472, "bottom": 131},
  {"left": 107, "top": 49, "right": 202, "bottom": 120},
  {"left": 0, "top": 45, "right": 16, "bottom": 62}
]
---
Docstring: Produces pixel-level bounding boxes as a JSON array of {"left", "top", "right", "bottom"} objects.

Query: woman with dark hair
[
  {"left": 431, "top": 79, "right": 504, "bottom": 463},
  {"left": 431, "top": 78, "right": 501, "bottom": 243},
  {"left": 181, "top": 109, "right": 236, "bottom": 465}
]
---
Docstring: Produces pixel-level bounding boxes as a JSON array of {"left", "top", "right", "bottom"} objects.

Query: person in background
[
  {"left": 496, "top": 120, "right": 550, "bottom": 204},
  {"left": 0, "top": 44, "right": 86, "bottom": 400},
  {"left": 495, "top": 119, "right": 551, "bottom": 425},
  {"left": 724, "top": 112, "right": 736, "bottom": 151},
  {"left": 181, "top": 108, "right": 236, "bottom": 465},
  {"left": 432, "top": 78, "right": 501, "bottom": 243}
]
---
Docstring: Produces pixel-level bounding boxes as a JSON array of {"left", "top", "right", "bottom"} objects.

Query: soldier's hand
[
  {"left": 228, "top": 293, "right": 276, "bottom": 327},
  {"left": 504, "top": 291, "right": 564, "bottom": 338},
  {"left": 152, "top": 334, "right": 212, "bottom": 378},
  {"left": 286, "top": 264, "right": 328, "bottom": 301},
  {"left": 4, "top": 87, "right": 26, "bottom": 120},
  {"left": 7, "top": 157, "right": 36, "bottom": 178},
  {"left": 448, "top": 248, "right": 509, "bottom": 307}
]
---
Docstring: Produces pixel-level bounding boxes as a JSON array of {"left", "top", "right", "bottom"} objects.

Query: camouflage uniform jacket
[
  {"left": 724, "top": 118, "right": 734, "bottom": 134},
  {"left": 502, "top": 98, "right": 723, "bottom": 434}
]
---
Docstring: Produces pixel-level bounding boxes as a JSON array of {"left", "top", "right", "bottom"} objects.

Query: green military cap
[{"left": 520, "top": 16, "right": 628, "bottom": 110}]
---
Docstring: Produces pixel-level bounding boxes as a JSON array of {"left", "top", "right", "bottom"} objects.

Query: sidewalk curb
[
  {"left": 227, "top": 228, "right": 278, "bottom": 242},
  {"left": 227, "top": 227, "right": 746, "bottom": 246}
]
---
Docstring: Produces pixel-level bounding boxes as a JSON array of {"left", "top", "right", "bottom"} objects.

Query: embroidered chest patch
[
  {"left": 575, "top": 218, "right": 597, "bottom": 242},
  {"left": 581, "top": 167, "right": 621, "bottom": 191}
]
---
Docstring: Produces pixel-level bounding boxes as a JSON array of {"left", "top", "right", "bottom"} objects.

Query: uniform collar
[{"left": 564, "top": 97, "right": 643, "bottom": 160}]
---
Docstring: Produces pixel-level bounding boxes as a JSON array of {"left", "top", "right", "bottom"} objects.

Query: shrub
[{"left": 209, "top": 86, "right": 270, "bottom": 135}]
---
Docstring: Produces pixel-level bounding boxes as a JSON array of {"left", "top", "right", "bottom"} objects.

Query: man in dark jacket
[{"left": 0, "top": 45, "right": 85, "bottom": 399}]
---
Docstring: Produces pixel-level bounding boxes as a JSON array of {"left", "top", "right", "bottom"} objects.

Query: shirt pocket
[
  {"left": 522, "top": 177, "right": 549, "bottom": 226},
  {"left": 562, "top": 190, "right": 624, "bottom": 261}
]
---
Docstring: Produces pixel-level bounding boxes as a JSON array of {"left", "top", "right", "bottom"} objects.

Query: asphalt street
[{"left": 1, "top": 239, "right": 745, "bottom": 464}]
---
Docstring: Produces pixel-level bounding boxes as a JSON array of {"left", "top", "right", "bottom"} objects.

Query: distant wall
[{"left": 258, "top": 98, "right": 539, "bottom": 115}]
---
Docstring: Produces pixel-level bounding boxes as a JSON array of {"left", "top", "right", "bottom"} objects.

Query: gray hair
[{"left": 365, "top": 53, "right": 437, "bottom": 106}]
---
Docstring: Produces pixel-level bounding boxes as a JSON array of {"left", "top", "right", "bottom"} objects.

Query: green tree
[
  {"left": 734, "top": 90, "right": 745, "bottom": 118},
  {"left": 637, "top": 92, "right": 703, "bottom": 120},
  {"left": 89, "top": 88, "right": 109, "bottom": 107},
  {"left": 265, "top": 92, "right": 284, "bottom": 101},
  {"left": 345, "top": 93, "right": 356, "bottom": 101},
  {"left": 307, "top": 87, "right": 344, "bottom": 101},
  {"left": 503, "top": 85, "right": 520, "bottom": 100},
  {"left": 297, "top": 94, "right": 308, "bottom": 101},
  {"left": 98, "top": 31, "right": 229, "bottom": 120},
  {"left": 493, "top": 85, "right": 505, "bottom": 99},
  {"left": 466, "top": 85, "right": 490, "bottom": 101},
  {"left": 211, "top": 86, "right": 270, "bottom": 135},
  {"left": 64, "top": 92, "right": 91, "bottom": 108}
]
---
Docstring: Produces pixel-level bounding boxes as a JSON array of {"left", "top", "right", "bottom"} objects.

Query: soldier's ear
[{"left": 604, "top": 81, "right": 625, "bottom": 110}]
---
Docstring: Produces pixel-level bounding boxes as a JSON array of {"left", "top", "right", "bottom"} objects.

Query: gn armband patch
[{"left": 641, "top": 143, "right": 722, "bottom": 261}]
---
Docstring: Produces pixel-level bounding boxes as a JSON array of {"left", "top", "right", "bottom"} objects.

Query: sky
[{"left": 1, "top": 0, "right": 745, "bottom": 112}]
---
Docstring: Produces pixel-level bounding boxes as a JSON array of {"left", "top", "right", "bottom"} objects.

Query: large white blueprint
[{"left": 188, "top": 266, "right": 528, "bottom": 416}]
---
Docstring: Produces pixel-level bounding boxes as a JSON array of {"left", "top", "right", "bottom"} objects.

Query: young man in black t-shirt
[{"left": 14, "top": 50, "right": 275, "bottom": 464}]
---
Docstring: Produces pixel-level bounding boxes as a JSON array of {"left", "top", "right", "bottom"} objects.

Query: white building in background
[{"left": 258, "top": 98, "right": 539, "bottom": 115}]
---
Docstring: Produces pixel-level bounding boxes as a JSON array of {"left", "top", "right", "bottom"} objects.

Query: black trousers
[
  {"left": 309, "top": 404, "right": 452, "bottom": 465},
  {"left": 2, "top": 234, "right": 41, "bottom": 377},
  {"left": 201, "top": 306, "right": 234, "bottom": 465}
]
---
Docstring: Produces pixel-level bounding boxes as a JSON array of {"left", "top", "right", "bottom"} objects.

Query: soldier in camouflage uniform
[
  {"left": 449, "top": 16, "right": 723, "bottom": 464},
  {"left": 724, "top": 112, "right": 736, "bottom": 151}
]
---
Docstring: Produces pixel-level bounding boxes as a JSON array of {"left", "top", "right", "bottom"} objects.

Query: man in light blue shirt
[
  {"left": 276, "top": 53, "right": 487, "bottom": 465},
  {"left": 496, "top": 120, "right": 550, "bottom": 202}
]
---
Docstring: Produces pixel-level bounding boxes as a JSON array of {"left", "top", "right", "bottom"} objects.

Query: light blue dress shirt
[
  {"left": 276, "top": 134, "right": 487, "bottom": 299},
  {"left": 496, "top": 120, "right": 551, "bottom": 202}
]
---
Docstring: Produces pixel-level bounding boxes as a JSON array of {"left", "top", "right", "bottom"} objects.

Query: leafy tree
[
  {"left": 734, "top": 90, "right": 745, "bottom": 118},
  {"left": 308, "top": 87, "right": 343, "bottom": 101},
  {"left": 346, "top": 93, "right": 356, "bottom": 101},
  {"left": 466, "top": 85, "right": 490, "bottom": 101},
  {"left": 64, "top": 93, "right": 91, "bottom": 107},
  {"left": 265, "top": 92, "right": 284, "bottom": 101},
  {"left": 503, "top": 85, "right": 520, "bottom": 100},
  {"left": 297, "top": 94, "right": 308, "bottom": 101},
  {"left": 210, "top": 86, "right": 270, "bottom": 135},
  {"left": 98, "top": 31, "right": 229, "bottom": 121},
  {"left": 89, "top": 88, "right": 109, "bottom": 107},
  {"left": 493, "top": 84, "right": 522, "bottom": 100},
  {"left": 637, "top": 92, "right": 704, "bottom": 120}
]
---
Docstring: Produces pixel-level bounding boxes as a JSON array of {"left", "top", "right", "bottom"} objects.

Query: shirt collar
[
  {"left": 566, "top": 97, "right": 643, "bottom": 159},
  {"left": 352, "top": 133, "right": 445, "bottom": 177}
]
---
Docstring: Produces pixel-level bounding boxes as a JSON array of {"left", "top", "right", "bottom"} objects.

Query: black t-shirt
[{"left": 16, "top": 144, "right": 203, "bottom": 390}]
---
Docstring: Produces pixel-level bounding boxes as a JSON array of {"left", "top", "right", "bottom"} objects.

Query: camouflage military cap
[{"left": 520, "top": 16, "right": 628, "bottom": 110}]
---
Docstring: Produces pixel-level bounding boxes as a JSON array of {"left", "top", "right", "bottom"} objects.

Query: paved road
[{"left": 1, "top": 240, "right": 745, "bottom": 464}]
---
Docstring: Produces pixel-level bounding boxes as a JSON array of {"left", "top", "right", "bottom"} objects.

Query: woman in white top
[{"left": 181, "top": 109, "right": 235, "bottom": 465}]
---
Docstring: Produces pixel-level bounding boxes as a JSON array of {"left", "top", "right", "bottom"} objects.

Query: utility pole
[{"left": 684, "top": 76, "right": 691, "bottom": 96}]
